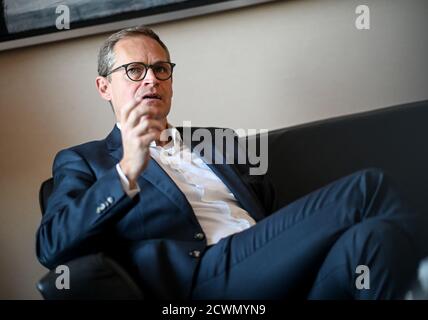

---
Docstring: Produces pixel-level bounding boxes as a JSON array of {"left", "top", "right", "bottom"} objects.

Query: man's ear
[{"left": 95, "top": 76, "right": 112, "bottom": 101}]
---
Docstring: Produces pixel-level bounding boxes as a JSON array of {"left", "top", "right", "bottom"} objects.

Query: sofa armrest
[{"left": 36, "top": 253, "right": 144, "bottom": 300}]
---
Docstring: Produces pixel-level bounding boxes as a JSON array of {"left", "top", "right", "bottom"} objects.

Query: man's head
[{"left": 96, "top": 26, "right": 173, "bottom": 125}]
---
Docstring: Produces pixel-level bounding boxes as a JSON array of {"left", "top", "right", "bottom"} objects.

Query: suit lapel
[
  {"left": 178, "top": 126, "right": 266, "bottom": 221},
  {"left": 138, "top": 160, "right": 194, "bottom": 214},
  {"left": 105, "top": 125, "right": 123, "bottom": 161},
  {"left": 207, "top": 162, "right": 266, "bottom": 222}
]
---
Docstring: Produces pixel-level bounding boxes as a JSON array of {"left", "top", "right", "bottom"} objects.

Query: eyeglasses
[{"left": 106, "top": 61, "right": 176, "bottom": 81}]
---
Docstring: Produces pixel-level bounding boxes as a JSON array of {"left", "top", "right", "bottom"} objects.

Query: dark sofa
[{"left": 37, "top": 99, "right": 428, "bottom": 299}]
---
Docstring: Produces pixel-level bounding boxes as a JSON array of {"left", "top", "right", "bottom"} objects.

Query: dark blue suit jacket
[{"left": 36, "top": 126, "right": 277, "bottom": 299}]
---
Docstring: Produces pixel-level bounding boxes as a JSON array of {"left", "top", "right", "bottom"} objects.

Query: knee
[
  {"left": 349, "top": 168, "right": 392, "bottom": 207},
  {"left": 346, "top": 220, "right": 418, "bottom": 266},
  {"left": 353, "top": 167, "right": 386, "bottom": 186},
  {"left": 362, "top": 167, "right": 385, "bottom": 178},
  {"left": 321, "top": 220, "right": 420, "bottom": 299},
  {"left": 351, "top": 219, "right": 398, "bottom": 246}
]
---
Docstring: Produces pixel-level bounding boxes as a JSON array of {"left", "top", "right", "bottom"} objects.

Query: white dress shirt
[{"left": 115, "top": 123, "right": 256, "bottom": 245}]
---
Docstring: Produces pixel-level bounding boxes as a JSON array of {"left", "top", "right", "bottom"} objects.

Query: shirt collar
[{"left": 115, "top": 122, "right": 182, "bottom": 148}]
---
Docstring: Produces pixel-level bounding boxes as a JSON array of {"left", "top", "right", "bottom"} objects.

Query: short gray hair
[{"left": 97, "top": 25, "right": 171, "bottom": 78}]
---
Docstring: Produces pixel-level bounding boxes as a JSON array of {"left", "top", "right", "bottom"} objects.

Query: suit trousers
[{"left": 190, "top": 168, "right": 428, "bottom": 299}]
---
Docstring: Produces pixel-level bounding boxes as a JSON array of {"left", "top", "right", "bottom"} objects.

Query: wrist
[{"left": 119, "top": 159, "right": 138, "bottom": 188}]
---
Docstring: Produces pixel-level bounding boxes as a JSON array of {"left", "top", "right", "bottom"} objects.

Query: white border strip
[{"left": 0, "top": 0, "right": 277, "bottom": 51}]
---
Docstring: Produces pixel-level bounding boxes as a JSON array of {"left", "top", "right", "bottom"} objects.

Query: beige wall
[{"left": 0, "top": 0, "right": 427, "bottom": 299}]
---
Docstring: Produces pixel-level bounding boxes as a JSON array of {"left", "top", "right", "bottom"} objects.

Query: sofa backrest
[{"left": 265, "top": 100, "right": 428, "bottom": 214}]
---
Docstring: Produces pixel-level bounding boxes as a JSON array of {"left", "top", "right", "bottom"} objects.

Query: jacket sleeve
[{"left": 36, "top": 148, "right": 137, "bottom": 269}]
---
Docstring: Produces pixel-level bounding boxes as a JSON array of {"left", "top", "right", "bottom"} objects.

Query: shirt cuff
[{"left": 116, "top": 163, "right": 141, "bottom": 198}]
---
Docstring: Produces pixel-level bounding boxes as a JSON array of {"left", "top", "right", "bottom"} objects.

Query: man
[{"left": 36, "top": 26, "right": 428, "bottom": 299}]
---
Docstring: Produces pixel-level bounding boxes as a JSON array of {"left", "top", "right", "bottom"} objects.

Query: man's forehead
[{"left": 114, "top": 36, "right": 168, "bottom": 62}]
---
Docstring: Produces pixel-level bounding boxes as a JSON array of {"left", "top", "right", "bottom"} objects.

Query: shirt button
[
  {"left": 189, "top": 250, "right": 201, "bottom": 258},
  {"left": 194, "top": 233, "right": 205, "bottom": 240}
]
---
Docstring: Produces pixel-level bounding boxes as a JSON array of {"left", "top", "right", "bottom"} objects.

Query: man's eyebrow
[
  {"left": 151, "top": 60, "right": 169, "bottom": 64},
  {"left": 130, "top": 60, "right": 168, "bottom": 65}
]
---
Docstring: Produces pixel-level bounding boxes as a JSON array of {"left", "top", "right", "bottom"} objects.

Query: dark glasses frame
[{"left": 106, "top": 61, "right": 176, "bottom": 81}]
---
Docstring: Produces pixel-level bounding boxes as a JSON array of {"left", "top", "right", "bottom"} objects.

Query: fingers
[
  {"left": 134, "top": 117, "right": 164, "bottom": 137},
  {"left": 122, "top": 117, "right": 164, "bottom": 149},
  {"left": 119, "top": 94, "right": 166, "bottom": 152},
  {"left": 140, "top": 131, "right": 160, "bottom": 147},
  {"left": 127, "top": 105, "right": 161, "bottom": 128},
  {"left": 118, "top": 92, "right": 164, "bottom": 180},
  {"left": 120, "top": 95, "right": 143, "bottom": 123},
  {"left": 121, "top": 95, "right": 159, "bottom": 122},
  {"left": 121, "top": 98, "right": 162, "bottom": 129}
]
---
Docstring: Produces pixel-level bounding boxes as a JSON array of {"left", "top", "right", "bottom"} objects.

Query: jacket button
[
  {"left": 106, "top": 196, "right": 114, "bottom": 204},
  {"left": 99, "top": 203, "right": 106, "bottom": 211},
  {"left": 189, "top": 250, "right": 201, "bottom": 258},
  {"left": 194, "top": 233, "right": 205, "bottom": 240}
]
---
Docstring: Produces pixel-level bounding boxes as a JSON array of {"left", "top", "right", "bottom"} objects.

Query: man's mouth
[{"left": 142, "top": 93, "right": 161, "bottom": 100}]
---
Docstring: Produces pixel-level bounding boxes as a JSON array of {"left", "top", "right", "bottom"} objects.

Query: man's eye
[
  {"left": 154, "top": 65, "right": 167, "bottom": 73},
  {"left": 128, "top": 67, "right": 144, "bottom": 74}
]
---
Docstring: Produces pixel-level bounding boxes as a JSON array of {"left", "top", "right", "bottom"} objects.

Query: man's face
[{"left": 98, "top": 35, "right": 173, "bottom": 124}]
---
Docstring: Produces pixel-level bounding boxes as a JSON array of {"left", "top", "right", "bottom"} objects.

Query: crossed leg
[{"left": 191, "top": 169, "right": 428, "bottom": 299}]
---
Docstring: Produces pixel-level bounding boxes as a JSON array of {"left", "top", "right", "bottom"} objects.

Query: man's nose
[{"left": 142, "top": 67, "right": 158, "bottom": 85}]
